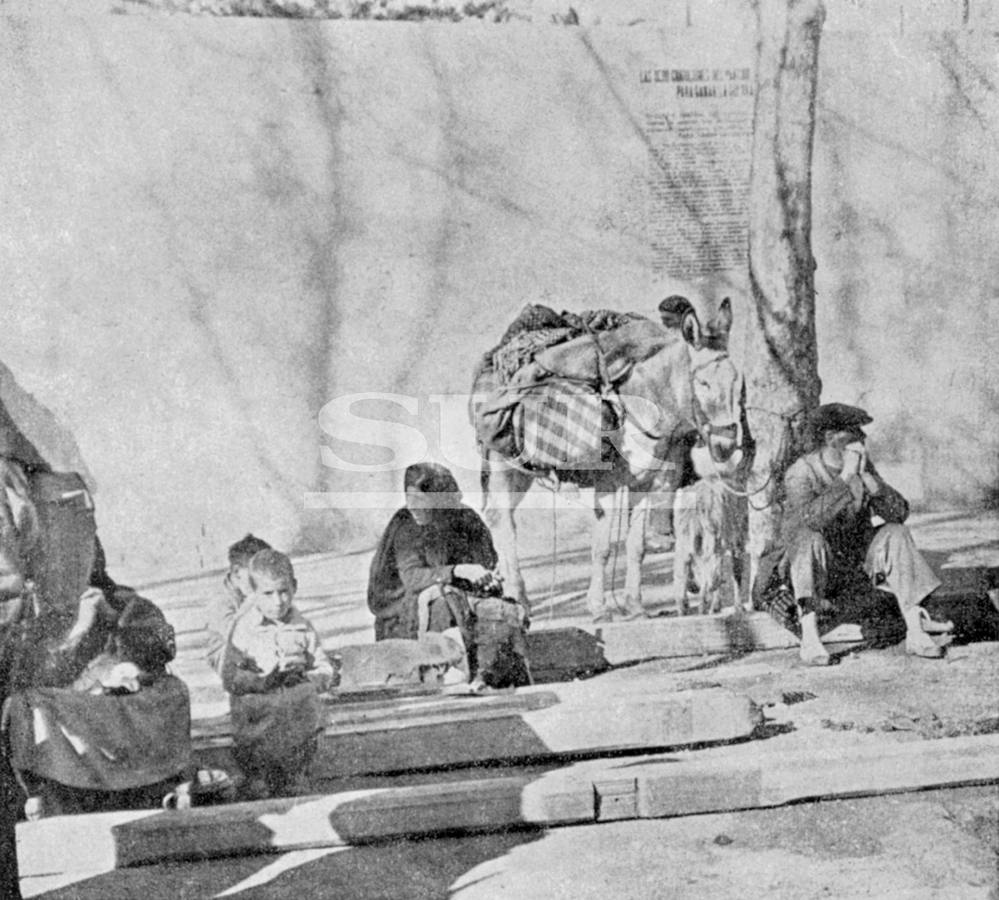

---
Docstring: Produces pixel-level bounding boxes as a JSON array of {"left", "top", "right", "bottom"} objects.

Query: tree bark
[{"left": 744, "top": 0, "right": 825, "bottom": 600}]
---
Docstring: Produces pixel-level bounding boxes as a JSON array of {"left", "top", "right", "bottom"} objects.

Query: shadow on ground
[{"left": 28, "top": 828, "right": 545, "bottom": 899}]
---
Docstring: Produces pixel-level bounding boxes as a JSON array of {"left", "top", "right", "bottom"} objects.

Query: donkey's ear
[
  {"left": 659, "top": 295, "right": 692, "bottom": 329},
  {"left": 681, "top": 310, "right": 703, "bottom": 349},
  {"left": 714, "top": 297, "right": 733, "bottom": 338}
]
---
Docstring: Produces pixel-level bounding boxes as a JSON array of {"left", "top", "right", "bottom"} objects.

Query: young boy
[
  {"left": 204, "top": 534, "right": 271, "bottom": 674},
  {"left": 220, "top": 549, "right": 335, "bottom": 799}
]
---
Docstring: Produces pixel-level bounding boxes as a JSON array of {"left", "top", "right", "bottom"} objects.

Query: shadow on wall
[
  {"left": 871, "top": 408, "right": 999, "bottom": 512},
  {"left": 814, "top": 30, "right": 999, "bottom": 512}
]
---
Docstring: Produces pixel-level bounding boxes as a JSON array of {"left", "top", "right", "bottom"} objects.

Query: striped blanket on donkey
[
  {"left": 472, "top": 304, "right": 641, "bottom": 473},
  {"left": 517, "top": 379, "right": 611, "bottom": 470}
]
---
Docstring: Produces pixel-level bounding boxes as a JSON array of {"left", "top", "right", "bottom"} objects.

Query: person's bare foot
[
  {"left": 905, "top": 632, "right": 945, "bottom": 658},
  {"left": 903, "top": 608, "right": 949, "bottom": 658},
  {"left": 798, "top": 610, "right": 830, "bottom": 666},
  {"left": 799, "top": 645, "right": 831, "bottom": 666}
]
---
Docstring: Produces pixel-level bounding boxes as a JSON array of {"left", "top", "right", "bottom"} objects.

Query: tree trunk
[{"left": 744, "top": 0, "right": 825, "bottom": 601}]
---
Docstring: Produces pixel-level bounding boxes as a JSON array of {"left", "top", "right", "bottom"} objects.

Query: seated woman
[
  {"left": 367, "top": 462, "right": 500, "bottom": 649},
  {"left": 0, "top": 456, "right": 191, "bottom": 816}
]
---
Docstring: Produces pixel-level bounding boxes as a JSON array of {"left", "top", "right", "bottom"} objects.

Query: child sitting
[
  {"left": 220, "top": 549, "right": 335, "bottom": 799},
  {"left": 204, "top": 534, "right": 271, "bottom": 674}
]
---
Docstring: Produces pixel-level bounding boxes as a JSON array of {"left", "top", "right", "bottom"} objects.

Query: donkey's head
[{"left": 659, "top": 295, "right": 746, "bottom": 474}]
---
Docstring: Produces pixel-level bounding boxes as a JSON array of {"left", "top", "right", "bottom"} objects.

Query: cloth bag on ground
[{"left": 470, "top": 596, "right": 532, "bottom": 688}]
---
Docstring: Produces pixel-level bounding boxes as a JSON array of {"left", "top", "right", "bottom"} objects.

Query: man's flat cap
[{"left": 810, "top": 403, "right": 873, "bottom": 433}]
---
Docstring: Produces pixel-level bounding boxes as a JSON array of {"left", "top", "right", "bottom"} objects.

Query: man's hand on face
[
  {"left": 845, "top": 440, "right": 882, "bottom": 491},
  {"left": 839, "top": 439, "right": 881, "bottom": 496},
  {"left": 840, "top": 442, "right": 865, "bottom": 479},
  {"left": 856, "top": 446, "right": 882, "bottom": 494},
  {"left": 860, "top": 470, "right": 881, "bottom": 494}
]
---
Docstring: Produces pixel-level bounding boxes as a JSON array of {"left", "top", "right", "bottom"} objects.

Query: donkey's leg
[
  {"left": 483, "top": 460, "right": 530, "bottom": 609},
  {"left": 619, "top": 487, "right": 649, "bottom": 618},
  {"left": 699, "top": 488, "right": 725, "bottom": 615},
  {"left": 717, "top": 552, "right": 736, "bottom": 614},
  {"left": 586, "top": 486, "right": 616, "bottom": 621},
  {"left": 744, "top": 503, "right": 777, "bottom": 614},
  {"left": 732, "top": 547, "right": 748, "bottom": 613},
  {"left": 671, "top": 486, "right": 693, "bottom": 615},
  {"left": 700, "top": 546, "right": 723, "bottom": 616},
  {"left": 726, "top": 492, "right": 750, "bottom": 614},
  {"left": 742, "top": 545, "right": 764, "bottom": 614}
]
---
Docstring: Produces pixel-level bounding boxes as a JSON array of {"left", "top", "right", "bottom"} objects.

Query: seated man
[
  {"left": 221, "top": 549, "right": 335, "bottom": 799},
  {"left": 772, "top": 403, "right": 952, "bottom": 665},
  {"left": 204, "top": 533, "right": 272, "bottom": 674}
]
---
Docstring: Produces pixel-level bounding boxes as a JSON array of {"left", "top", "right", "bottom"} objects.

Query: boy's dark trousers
[{"left": 233, "top": 734, "right": 318, "bottom": 795}]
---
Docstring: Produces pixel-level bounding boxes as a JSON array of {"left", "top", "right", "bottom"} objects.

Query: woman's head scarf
[
  {"left": 366, "top": 463, "right": 463, "bottom": 618},
  {"left": 403, "top": 462, "right": 462, "bottom": 509}
]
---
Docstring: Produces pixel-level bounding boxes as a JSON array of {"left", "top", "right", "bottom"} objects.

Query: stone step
[
  {"left": 193, "top": 687, "right": 763, "bottom": 780},
  {"left": 18, "top": 733, "right": 999, "bottom": 872}
]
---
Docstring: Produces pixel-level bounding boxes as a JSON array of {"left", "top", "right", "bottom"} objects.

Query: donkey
[
  {"left": 472, "top": 296, "right": 747, "bottom": 622},
  {"left": 672, "top": 444, "right": 748, "bottom": 616}
]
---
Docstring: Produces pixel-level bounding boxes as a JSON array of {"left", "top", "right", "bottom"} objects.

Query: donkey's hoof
[
  {"left": 617, "top": 607, "right": 648, "bottom": 621},
  {"left": 646, "top": 536, "right": 675, "bottom": 553}
]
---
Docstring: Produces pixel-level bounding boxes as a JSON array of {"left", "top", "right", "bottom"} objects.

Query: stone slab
[
  {"left": 19, "top": 733, "right": 997, "bottom": 872},
  {"left": 193, "top": 688, "right": 762, "bottom": 779}
]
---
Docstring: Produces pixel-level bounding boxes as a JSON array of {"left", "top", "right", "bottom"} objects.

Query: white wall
[{"left": 2, "top": 15, "right": 995, "bottom": 581}]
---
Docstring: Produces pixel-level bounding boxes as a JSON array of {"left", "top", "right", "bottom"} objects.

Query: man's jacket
[{"left": 780, "top": 449, "right": 909, "bottom": 564}]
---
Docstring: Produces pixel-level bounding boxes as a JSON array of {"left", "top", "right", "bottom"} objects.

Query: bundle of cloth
[{"left": 2, "top": 567, "right": 191, "bottom": 814}]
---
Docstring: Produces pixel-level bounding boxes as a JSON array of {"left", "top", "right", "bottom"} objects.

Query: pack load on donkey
[{"left": 472, "top": 304, "right": 675, "bottom": 478}]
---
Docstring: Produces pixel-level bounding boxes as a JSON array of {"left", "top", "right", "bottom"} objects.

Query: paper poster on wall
[{"left": 642, "top": 63, "right": 754, "bottom": 282}]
